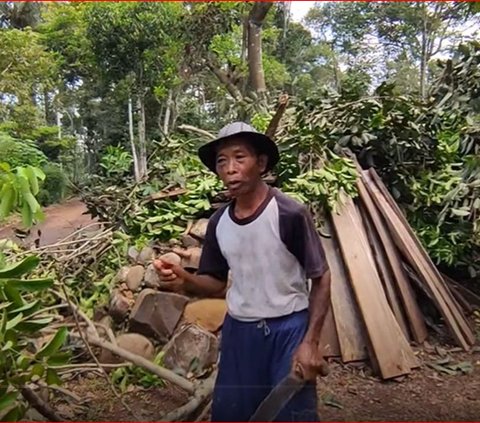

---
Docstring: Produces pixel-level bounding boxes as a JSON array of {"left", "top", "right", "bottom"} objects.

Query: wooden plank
[
  {"left": 331, "top": 195, "right": 417, "bottom": 378},
  {"left": 359, "top": 204, "right": 410, "bottom": 340},
  {"left": 357, "top": 175, "right": 428, "bottom": 344},
  {"left": 364, "top": 170, "right": 474, "bottom": 348},
  {"left": 320, "top": 304, "right": 341, "bottom": 358},
  {"left": 322, "top": 223, "right": 367, "bottom": 362},
  {"left": 368, "top": 169, "right": 474, "bottom": 340},
  {"left": 367, "top": 169, "right": 475, "bottom": 346}
]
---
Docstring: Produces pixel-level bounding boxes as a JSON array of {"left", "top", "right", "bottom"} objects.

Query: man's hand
[
  {"left": 291, "top": 341, "right": 329, "bottom": 382},
  {"left": 153, "top": 257, "right": 185, "bottom": 292}
]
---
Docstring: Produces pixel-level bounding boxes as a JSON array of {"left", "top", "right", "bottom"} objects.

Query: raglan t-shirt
[{"left": 197, "top": 187, "right": 329, "bottom": 322}]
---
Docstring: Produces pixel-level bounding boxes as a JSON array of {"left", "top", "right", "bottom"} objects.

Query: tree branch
[
  {"left": 206, "top": 59, "right": 243, "bottom": 101},
  {"left": 265, "top": 94, "right": 289, "bottom": 140},
  {"left": 177, "top": 125, "right": 215, "bottom": 140},
  {"left": 86, "top": 335, "right": 195, "bottom": 394},
  {"left": 159, "top": 371, "right": 217, "bottom": 422},
  {"left": 21, "top": 386, "right": 62, "bottom": 422}
]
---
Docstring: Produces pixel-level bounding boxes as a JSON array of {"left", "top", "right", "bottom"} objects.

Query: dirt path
[{"left": 0, "top": 198, "right": 96, "bottom": 248}]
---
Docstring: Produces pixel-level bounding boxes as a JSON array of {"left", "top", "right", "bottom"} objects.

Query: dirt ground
[
  {"left": 0, "top": 198, "right": 96, "bottom": 247},
  {"left": 48, "top": 346, "right": 480, "bottom": 422}
]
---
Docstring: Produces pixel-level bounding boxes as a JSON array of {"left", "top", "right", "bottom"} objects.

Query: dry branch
[
  {"left": 159, "top": 371, "right": 217, "bottom": 421},
  {"left": 178, "top": 124, "right": 216, "bottom": 140},
  {"left": 265, "top": 93, "right": 289, "bottom": 140},
  {"left": 21, "top": 386, "right": 62, "bottom": 422},
  {"left": 86, "top": 335, "right": 195, "bottom": 394}
]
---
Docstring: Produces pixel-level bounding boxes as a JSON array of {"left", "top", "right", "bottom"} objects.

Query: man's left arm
[
  {"left": 289, "top": 207, "right": 331, "bottom": 381},
  {"left": 292, "top": 270, "right": 331, "bottom": 381}
]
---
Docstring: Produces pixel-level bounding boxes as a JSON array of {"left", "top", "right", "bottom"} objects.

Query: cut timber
[
  {"left": 322, "top": 223, "right": 367, "bottom": 362},
  {"left": 319, "top": 304, "right": 340, "bottom": 358},
  {"left": 331, "top": 195, "right": 417, "bottom": 378},
  {"left": 360, "top": 205, "right": 410, "bottom": 340},
  {"left": 357, "top": 175, "right": 428, "bottom": 344},
  {"left": 368, "top": 169, "right": 474, "bottom": 340},
  {"left": 364, "top": 170, "right": 475, "bottom": 349}
]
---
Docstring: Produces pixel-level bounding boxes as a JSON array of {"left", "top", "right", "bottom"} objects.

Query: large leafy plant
[
  {"left": 0, "top": 256, "right": 68, "bottom": 421},
  {"left": 0, "top": 163, "right": 46, "bottom": 227}
]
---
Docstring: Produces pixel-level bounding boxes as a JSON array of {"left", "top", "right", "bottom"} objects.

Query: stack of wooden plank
[{"left": 319, "top": 167, "right": 476, "bottom": 380}]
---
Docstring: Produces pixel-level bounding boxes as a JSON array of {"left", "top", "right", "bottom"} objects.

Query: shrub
[
  {"left": 39, "top": 164, "right": 68, "bottom": 206},
  {"left": 0, "top": 132, "right": 47, "bottom": 168}
]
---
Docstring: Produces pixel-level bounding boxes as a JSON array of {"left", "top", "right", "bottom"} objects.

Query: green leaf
[
  {"left": 3, "top": 285, "right": 23, "bottom": 307},
  {"left": 451, "top": 208, "right": 470, "bottom": 217},
  {"left": 16, "top": 317, "right": 54, "bottom": 333},
  {"left": 31, "top": 363, "right": 45, "bottom": 378},
  {"left": 36, "top": 327, "right": 68, "bottom": 359},
  {"left": 0, "top": 405, "right": 22, "bottom": 422},
  {"left": 6, "top": 313, "right": 23, "bottom": 331},
  {"left": 0, "top": 184, "right": 15, "bottom": 220},
  {"left": 24, "top": 167, "right": 39, "bottom": 196},
  {"left": 0, "top": 391, "right": 18, "bottom": 412},
  {"left": 7, "top": 300, "right": 39, "bottom": 317},
  {"left": 16, "top": 354, "right": 32, "bottom": 371},
  {"left": 46, "top": 368, "right": 62, "bottom": 386},
  {"left": 1, "top": 340, "right": 13, "bottom": 351},
  {"left": 21, "top": 200, "right": 32, "bottom": 227},
  {"left": 6, "top": 278, "right": 53, "bottom": 292},
  {"left": 47, "top": 351, "right": 71, "bottom": 366},
  {"left": 31, "top": 167, "right": 45, "bottom": 181},
  {"left": 0, "top": 256, "right": 39, "bottom": 278}
]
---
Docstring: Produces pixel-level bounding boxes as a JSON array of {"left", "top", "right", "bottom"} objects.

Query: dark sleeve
[
  {"left": 277, "top": 193, "right": 328, "bottom": 279},
  {"left": 197, "top": 209, "right": 230, "bottom": 283}
]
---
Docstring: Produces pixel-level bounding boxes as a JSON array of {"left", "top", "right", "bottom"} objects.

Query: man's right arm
[
  {"left": 154, "top": 208, "right": 230, "bottom": 296},
  {"left": 153, "top": 261, "right": 226, "bottom": 296}
]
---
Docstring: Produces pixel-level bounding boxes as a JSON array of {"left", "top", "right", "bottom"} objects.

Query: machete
[
  {"left": 249, "top": 360, "right": 329, "bottom": 422},
  {"left": 249, "top": 373, "right": 305, "bottom": 422}
]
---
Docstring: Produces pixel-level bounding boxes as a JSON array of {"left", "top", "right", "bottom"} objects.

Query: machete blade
[{"left": 249, "top": 374, "right": 305, "bottom": 422}]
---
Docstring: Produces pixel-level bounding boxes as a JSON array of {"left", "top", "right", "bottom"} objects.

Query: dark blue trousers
[{"left": 211, "top": 310, "right": 319, "bottom": 422}]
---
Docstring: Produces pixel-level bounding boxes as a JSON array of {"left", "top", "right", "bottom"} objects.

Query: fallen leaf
[{"left": 321, "top": 393, "right": 343, "bottom": 410}]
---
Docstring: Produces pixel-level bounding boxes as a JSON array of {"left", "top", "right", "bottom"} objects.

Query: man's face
[{"left": 215, "top": 138, "right": 267, "bottom": 197}]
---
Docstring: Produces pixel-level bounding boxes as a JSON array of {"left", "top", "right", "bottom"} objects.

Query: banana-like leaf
[
  {"left": 0, "top": 184, "right": 15, "bottom": 220},
  {"left": 21, "top": 200, "right": 33, "bottom": 228},
  {"left": 0, "top": 256, "right": 40, "bottom": 278}
]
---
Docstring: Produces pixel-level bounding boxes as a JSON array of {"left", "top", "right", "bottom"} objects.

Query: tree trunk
[
  {"left": 128, "top": 97, "right": 140, "bottom": 182},
  {"left": 419, "top": 3, "right": 428, "bottom": 99},
  {"left": 206, "top": 61, "right": 243, "bottom": 100},
  {"left": 163, "top": 89, "right": 172, "bottom": 136},
  {"left": 137, "top": 92, "right": 147, "bottom": 180},
  {"left": 247, "top": 2, "right": 273, "bottom": 96},
  {"left": 56, "top": 111, "right": 62, "bottom": 140}
]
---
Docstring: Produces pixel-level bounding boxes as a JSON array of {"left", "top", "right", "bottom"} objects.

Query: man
[{"left": 154, "top": 122, "right": 331, "bottom": 422}]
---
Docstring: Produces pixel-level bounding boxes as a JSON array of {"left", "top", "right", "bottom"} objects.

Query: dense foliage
[{"left": 0, "top": 3, "right": 479, "bottom": 276}]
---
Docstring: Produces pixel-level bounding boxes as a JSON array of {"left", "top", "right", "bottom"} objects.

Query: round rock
[
  {"left": 99, "top": 333, "right": 155, "bottom": 364},
  {"left": 138, "top": 246, "right": 155, "bottom": 265},
  {"left": 126, "top": 265, "right": 145, "bottom": 291}
]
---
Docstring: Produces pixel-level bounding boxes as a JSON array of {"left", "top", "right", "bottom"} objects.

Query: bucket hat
[{"left": 198, "top": 122, "right": 279, "bottom": 174}]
